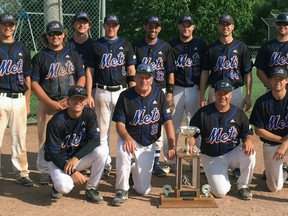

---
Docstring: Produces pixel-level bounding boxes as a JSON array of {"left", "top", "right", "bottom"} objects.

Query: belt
[
  {"left": 0, "top": 92, "right": 25, "bottom": 98},
  {"left": 97, "top": 84, "right": 127, "bottom": 92}
]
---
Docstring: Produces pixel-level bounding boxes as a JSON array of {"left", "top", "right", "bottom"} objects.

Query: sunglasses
[
  {"left": 276, "top": 22, "right": 288, "bottom": 26},
  {"left": 47, "top": 31, "right": 63, "bottom": 37},
  {"left": 137, "top": 64, "right": 153, "bottom": 73}
]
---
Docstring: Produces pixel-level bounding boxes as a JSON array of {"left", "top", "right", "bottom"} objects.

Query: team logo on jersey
[
  {"left": 194, "top": 47, "right": 198, "bottom": 50},
  {"left": 158, "top": 51, "right": 163, "bottom": 55},
  {"left": 205, "top": 126, "right": 238, "bottom": 144},
  {"left": 119, "top": 46, "right": 124, "bottom": 50},
  {"left": 230, "top": 119, "right": 236, "bottom": 123},
  {"left": 65, "top": 55, "right": 70, "bottom": 58},
  {"left": 129, "top": 108, "right": 160, "bottom": 126},
  {"left": 233, "top": 50, "right": 238, "bottom": 53},
  {"left": 45, "top": 60, "right": 75, "bottom": 79},
  {"left": 18, "top": 52, "right": 23, "bottom": 56},
  {"left": 99, "top": 52, "right": 125, "bottom": 69},
  {"left": 61, "top": 126, "right": 86, "bottom": 149},
  {"left": 214, "top": 56, "right": 240, "bottom": 79},
  {"left": 153, "top": 100, "right": 158, "bottom": 104},
  {"left": 269, "top": 52, "right": 288, "bottom": 67},
  {"left": 0, "top": 59, "right": 23, "bottom": 76},
  {"left": 176, "top": 53, "right": 200, "bottom": 68},
  {"left": 267, "top": 114, "right": 288, "bottom": 130}
]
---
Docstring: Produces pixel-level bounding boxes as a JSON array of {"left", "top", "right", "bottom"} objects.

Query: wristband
[
  {"left": 127, "top": 75, "right": 135, "bottom": 83},
  {"left": 166, "top": 83, "right": 174, "bottom": 94}
]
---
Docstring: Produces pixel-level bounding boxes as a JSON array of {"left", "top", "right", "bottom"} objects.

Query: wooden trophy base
[{"left": 158, "top": 193, "right": 218, "bottom": 208}]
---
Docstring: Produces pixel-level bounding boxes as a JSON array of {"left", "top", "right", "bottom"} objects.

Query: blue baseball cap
[
  {"left": 270, "top": 67, "right": 288, "bottom": 79},
  {"left": 219, "top": 14, "right": 234, "bottom": 24},
  {"left": 179, "top": 16, "right": 194, "bottom": 25},
  {"left": 46, "top": 21, "right": 64, "bottom": 33},
  {"left": 104, "top": 15, "right": 119, "bottom": 24},
  {"left": 136, "top": 64, "right": 153, "bottom": 76},
  {"left": 145, "top": 16, "right": 161, "bottom": 26},
  {"left": 214, "top": 80, "right": 233, "bottom": 92},
  {"left": 68, "top": 86, "right": 88, "bottom": 98}
]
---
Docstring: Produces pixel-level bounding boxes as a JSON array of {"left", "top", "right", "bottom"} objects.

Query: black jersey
[
  {"left": 250, "top": 91, "right": 288, "bottom": 146},
  {"left": 44, "top": 107, "right": 100, "bottom": 170},
  {"left": 31, "top": 46, "right": 85, "bottom": 100},
  {"left": 112, "top": 86, "right": 172, "bottom": 146},
  {"left": 0, "top": 41, "right": 31, "bottom": 93},
  {"left": 170, "top": 37, "right": 207, "bottom": 87},
  {"left": 86, "top": 37, "right": 137, "bottom": 86},
  {"left": 203, "top": 39, "right": 252, "bottom": 88},
  {"left": 190, "top": 103, "right": 253, "bottom": 157},
  {"left": 254, "top": 39, "right": 288, "bottom": 77},
  {"left": 134, "top": 38, "right": 176, "bottom": 89},
  {"left": 68, "top": 37, "right": 94, "bottom": 66}
]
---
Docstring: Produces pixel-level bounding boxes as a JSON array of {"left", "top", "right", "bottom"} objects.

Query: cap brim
[
  {"left": 69, "top": 94, "right": 87, "bottom": 98},
  {"left": 215, "top": 87, "right": 232, "bottom": 92},
  {"left": 1, "top": 20, "right": 16, "bottom": 24}
]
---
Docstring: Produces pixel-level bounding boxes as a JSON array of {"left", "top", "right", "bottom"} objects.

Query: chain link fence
[{"left": 0, "top": 0, "right": 102, "bottom": 124}]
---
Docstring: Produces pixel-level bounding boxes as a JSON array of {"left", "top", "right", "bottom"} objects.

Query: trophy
[{"left": 158, "top": 113, "right": 217, "bottom": 208}]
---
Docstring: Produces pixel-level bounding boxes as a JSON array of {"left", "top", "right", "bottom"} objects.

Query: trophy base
[{"left": 158, "top": 193, "right": 218, "bottom": 208}]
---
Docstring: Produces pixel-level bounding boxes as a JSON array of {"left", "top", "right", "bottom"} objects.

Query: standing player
[
  {"left": 134, "top": 16, "right": 176, "bottom": 177},
  {"left": 86, "top": 15, "right": 137, "bottom": 179},
  {"left": 250, "top": 67, "right": 288, "bottom": 192},
  {"left": 111, "top": 64, "right": 176, "bottom": 206},
  {"left": 255, "top": 12, "right": 288, "bottom": 90},
  {"left": 69, "top": 11, "right": 94, "bottom": 67},
  {"left": 0, "top": 13, "right": 33, "bottom": 186},
  {"left": 163, "top": 16, "right": 207, "bottom": 172},
  {"left": 200, "top": 14, "right": 252, "bottom": 111},
  {"left": 31, "top": 21, "right": 86, "bottom": 185},
  {"left": 190, "top": 80, "right": 256, "bottom": 200},
  {"left": 44, "top": 85, "right": 108, "bottom": 202}
]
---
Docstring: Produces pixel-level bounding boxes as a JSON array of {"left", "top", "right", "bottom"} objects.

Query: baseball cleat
[
  {"left": 238, "top": 188, "right": 252, "bottom": 200},
  {"left": 85, "top": 189, "right": 103, "bottom": 204},
  {"left": 16, "top": 176, "right": 34, "bottom": 187},
  {"left": 112, "top": 189, "right": 128, "bottom": 206},
  {"left": 101, "top": 169, "right": 110, "bottom": 180},
  {"left": 51, "top": 186, "right": 62, "bottom": 200},
  {"left": 153, "top": 163, "right": 166, "bottom": 177}
]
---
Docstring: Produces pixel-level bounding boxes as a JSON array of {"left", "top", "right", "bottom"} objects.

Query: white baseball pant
[
  {"left": 115, "top": 138, "right": 155, "bottom": 195},
  {"left": 163, "top": 85, "right": 201, "bottom": 164},
  {"left": 201, "top": 144, "right": 256, "bottom": 198},
  {"left": 94, "top": 85, "right": 126, "bottom": 171},
  {"left": 208, "top": 86, "right": 245, "bottom": 109},
  {"left": 49, "top": 144, "right": 108, "bottom": 194},
  {"left": 263, "top": 143, "right": 288, "bottom": 192},
  {"left": 0, "top": 93, "right": 29, "bottom": 177},
  {"left": 36, "top": 101, "right": 58, "bottom": 174}
]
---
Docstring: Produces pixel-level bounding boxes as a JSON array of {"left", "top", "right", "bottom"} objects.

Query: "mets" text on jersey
[
  {"left": 176, "top": 53, "right": 200, "bottom": 67},
  {"left": 267, "top": 115, "right": 288, "bottom": 130},
  {"left": 129, "top": 108, "right": 160, "bottom": 126},
  {"left": 99, "top": 52, "right": 125, "bottom": 69},
  {"left": 45, "top": 61, "right": 75, "bottom": 79},
  {"left": 269, "top": 52, "right": 288, "bottom": 66},
  {"left": 213, "top": 56, "right": 239, "bottom": 71},
  {"left": 0, "top": 59, "right": 23, "bottom": 75},
  {"left": 205, "top": 126, "right": 238, "bottom": 144}
]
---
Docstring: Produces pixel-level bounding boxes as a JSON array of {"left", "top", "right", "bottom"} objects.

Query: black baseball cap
[
  {"left": 0, "top": 13, "right": 16, "bottom": 25},
  {"left": 219, "top": 14, "right": 234, "bottom": 24},
  {"left": 145, "top": 16, "right": 161, "bottom": 26},
  {"left": 214, "top": 80, "right": 233, "bottom": 92},
  {"left": 46, "top": 21, "right": 64, "bottom": 33},
  {"left": 68, "top": 86, "right": 88, "bottom": 98},
  {"left": 275, "top": 13, "right": 288, "bottom": 23},
  {"left": 104, "top": 15, "right": 119, "bottom": 24},
  {"left": 179, "top": 16, "right": 194, "bottom": 25},
  {"left": 136, "top": 64, "right": 153, "bottom": 76},
  {"left": 270, "top": 67, "right": 288, "bottom": 79},
  {"left": 73, "top": 11, "right": 91, "bottom": 24}
]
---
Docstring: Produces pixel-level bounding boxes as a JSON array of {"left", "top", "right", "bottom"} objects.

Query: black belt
[
  {"left": 0, "top": 92, "right": 25, "bottom": 98},
  {"left": 97, "top": 84, "right": 127, "bottom": 92}
]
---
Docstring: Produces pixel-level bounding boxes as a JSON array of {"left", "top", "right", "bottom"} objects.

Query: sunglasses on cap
[
  {"left": 137, "top": 64, "right": 153, "bottom": 73},
  {"left": 47, "top": 31, "right": 63, "bottom": 37},
  {"left": 276, "top": 22, "right": 288, "bottom": 26}
]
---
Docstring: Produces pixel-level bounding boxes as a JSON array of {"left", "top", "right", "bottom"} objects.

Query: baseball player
[
  {"left": 0, "top": 13, "right": 33, "bottom": 186},
  {"left": 111, "top": 64, "right": 176, "bottom": 206},
  {"left": 134, "top": 16, "right": 176, "bottom": 177},
  {"left": 254, "top": 12, "right": 288, "bottom": 90},
  {"left": 44, "top": 85, "right": 108, "bottom": 202},
  {"left": 250, "top": 67, "right": 288, "bottom": 192},
  {"left": 163, "top": 16, "right": 207, "bottom": 172},
  {"left": 85, "top": 15, "right": 137, "bottom": 179},
  {"left": 68, "top": 11, "right": 94, "bottom": 67},
  {"left": 200, "top": 14, "right": 252, "bottom": 111},
  {"left": 31, "top": 21, "right": 86, "bottom": 185},
  {"left": 190, "top": 80, "right": 256, "bottom": 200}
]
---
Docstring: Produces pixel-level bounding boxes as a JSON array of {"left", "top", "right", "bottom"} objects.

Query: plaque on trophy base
[{"left": 158, "top": 117, "right": 217, "bottom": 208}]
